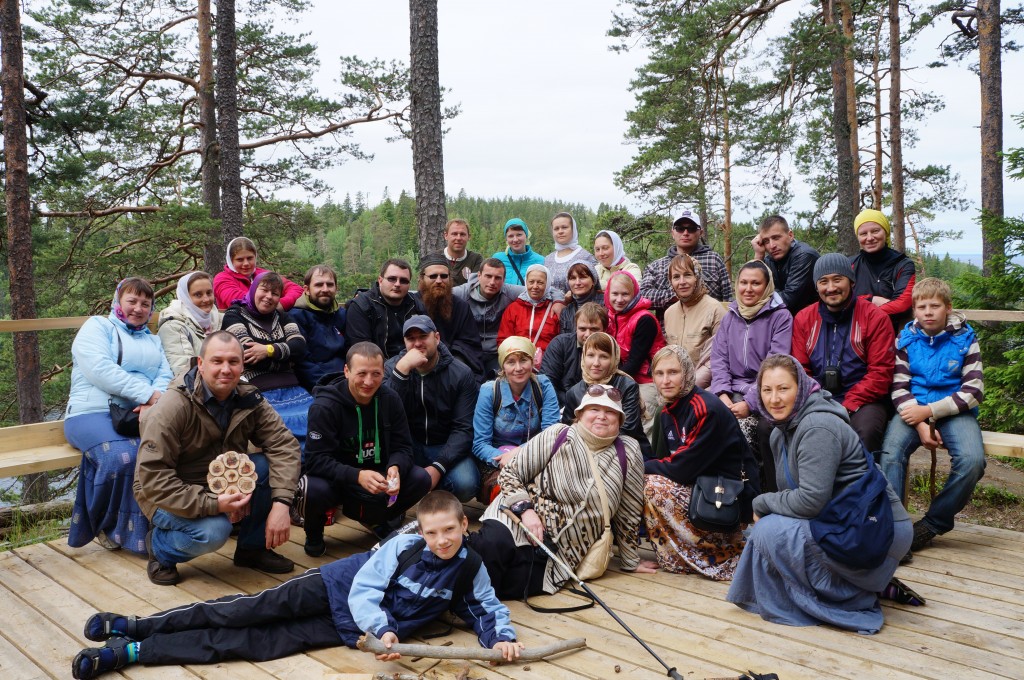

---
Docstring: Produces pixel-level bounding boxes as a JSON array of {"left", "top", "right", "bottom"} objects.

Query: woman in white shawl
[{"left": 157, "top": 272, "right": 223, "bottom": 376}]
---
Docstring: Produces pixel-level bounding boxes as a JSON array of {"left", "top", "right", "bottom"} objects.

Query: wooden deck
[{"left": 1, "top": 514, "right": 1022, "bottom": 680}]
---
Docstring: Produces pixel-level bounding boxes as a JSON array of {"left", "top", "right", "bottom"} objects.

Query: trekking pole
[{"left": 501, "top": 507, "right": 685, "bottom": 680}]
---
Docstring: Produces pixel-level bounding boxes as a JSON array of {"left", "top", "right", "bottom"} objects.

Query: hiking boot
[
  {"left": 94, "top": 530, "right": 120, "bottom": 551},
  {"left": 234, "top": 547, "right": 294, "bottom": 574},
  {"left": 911, "top": 520, "right": 936, "bottom": 552},
  {"left": 899, "top": 549, "right": 913, "bottom": 565},
  {"left": 83, "top": 613, "right": 137, "bottom": 642},
  {"left": 72, "top": 636, "right": 137, "bottom": 680},
  {"left": 145, "top": 530, "right": 180, "bottom": 586},
  {"left": 372, "top": 518, "right": 420, "bottom": 550}
]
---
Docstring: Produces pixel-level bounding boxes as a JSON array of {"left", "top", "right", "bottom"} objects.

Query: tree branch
[
  {"left": 356, "top": 633, "right": 586, "bottom": 662},
  {"left": 37, "top": 205, "right": 161, "bottom": 218}
]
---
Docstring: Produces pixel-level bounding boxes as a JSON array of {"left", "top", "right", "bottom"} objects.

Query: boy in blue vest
[
  {"left": 878, "top": 278, "right": 985, "bottom": 561},
  {"left": 73, "top": 491, "right": 523, "bottom": 678}
]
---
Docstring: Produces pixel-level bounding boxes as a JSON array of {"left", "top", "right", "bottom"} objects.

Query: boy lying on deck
[{"left": 72, "top": 491, "right": 524, "bottom": 679}]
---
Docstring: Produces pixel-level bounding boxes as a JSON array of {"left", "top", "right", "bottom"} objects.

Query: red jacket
[
  {"left": 213, "top": 265, "right": 303, "bottom": 311},
  {"left": 791, "top": 297, "right": 895, "bottom": 412},
  {"left": 497, "top": 298, "right": 561, "bottom": 354}
]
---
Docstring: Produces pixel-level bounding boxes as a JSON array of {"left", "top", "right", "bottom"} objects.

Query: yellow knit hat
[{"left": 854, "top": 209, "right": 891, "bottom": 246}]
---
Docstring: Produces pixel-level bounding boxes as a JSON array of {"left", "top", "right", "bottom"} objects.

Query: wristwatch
[{"left": 265, "top": 344, "right": 275, "bottom": 358}]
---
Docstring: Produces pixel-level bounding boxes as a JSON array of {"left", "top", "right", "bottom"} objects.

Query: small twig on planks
[
  {"left": 371, "top": 673, "right": 426, "bottom": 680},
  {"left": 357, "top": 632, "right": 586, "bottom": 663}
]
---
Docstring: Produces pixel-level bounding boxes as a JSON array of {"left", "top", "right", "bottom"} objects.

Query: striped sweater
[
  {"left": 891, "top": 311, "right": 984, "bottom": 420},
  {"left": 221, "top": 304, "right": 306, "bottom": 390},
  {"left": 482, "top": 423, "right": 645, "bottom": 593}
]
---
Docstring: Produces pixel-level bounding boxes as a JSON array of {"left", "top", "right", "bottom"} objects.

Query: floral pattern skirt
[{"left": 643, "top": 474, "right": 745, "bottom": 581}]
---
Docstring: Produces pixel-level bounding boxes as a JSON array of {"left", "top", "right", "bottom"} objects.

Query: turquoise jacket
[{"left": 491, "top": 246, "right": 544, "bottom": 286}]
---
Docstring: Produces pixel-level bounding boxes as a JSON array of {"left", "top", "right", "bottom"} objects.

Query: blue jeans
[
  {"left": 879, "top": 411, "right": 986, "bottom": 535},
  {"left": 150, "top": 453, "right": 273, "bottom": 566},
  {"left": 413, "top": 442, "right": 480, "bottom": 503}
]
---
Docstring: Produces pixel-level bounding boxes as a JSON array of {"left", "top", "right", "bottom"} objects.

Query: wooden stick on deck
[{"left": 357, "top": 632, "right": 586, "bottom": 662}]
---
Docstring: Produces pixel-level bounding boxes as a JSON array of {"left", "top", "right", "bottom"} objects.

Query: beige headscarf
[
  {"left": 497, "top": 335, "right": 536, "bottom": 370},
  {"left": 650, "top": 345, "right": 697, "bottom": 403},
  {"left": 735, "top": 260, "right": 776, "bottom": 320},
  {"left": 580, "top": 332, "right": 630, "bottom": 385},
  {"left": 669, "top": 254, "right": 708, "bottom": 307}
]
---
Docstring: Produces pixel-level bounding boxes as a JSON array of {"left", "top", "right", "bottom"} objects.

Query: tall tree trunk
[
  {"left": 1, "top": 0, "right": 47, "bottom": 503},
  {"left": 889, "top": 0, "right": 905, "bottom": 251},
  {"left": 216, "top": 0, "right": 243, "bottom": 244},
  {"left": 409, "top": 0, "right": 446, "bottom": 258},
  {"left": 721, "top": 67, "right": 733, "bottom": 279},
  {"left": 978, "top": 0, "right": 1004, "bottom": 276},
  {"left": 199, "top": 0, "right": 223, "bottom": 270},
  {"left": 841, "top": 0, "right": 861, "bottom": 207},
  {"left": 872, "top": 17, "right": 884, "bottom": 210},
  {"left": 824, "top": 0, "right": 859, "bottom": 254}
]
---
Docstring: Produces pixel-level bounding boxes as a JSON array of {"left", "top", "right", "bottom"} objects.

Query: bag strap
[
  {"left": 530, "top": 304, "right": 553, "bottom": 346},
  {"left": 107, "top": 319, "right": 124, "bottom": 366},
  {"left": 507, "top": 255, "right": 524, "bottom": 285},
  {"left": 582, "top": 442, "right": 612, "bottom": 532}
]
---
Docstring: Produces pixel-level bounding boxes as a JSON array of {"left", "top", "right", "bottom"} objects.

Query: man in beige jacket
[{"left": 134, "top": 330, "right": 301, "bottom": 585}]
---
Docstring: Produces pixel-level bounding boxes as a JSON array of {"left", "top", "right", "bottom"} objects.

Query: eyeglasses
[
  {"left": 384, "top": 275, "right": 411, "bottom": 285},
  {"left": 425, "top": 272, "right": 450, "bottom": 280},
  {"left": 586, "top": 384, "right": 622, "bottom": 402},
  {"left": 673, "top": 223, "right": 701, "bottom": 233}
]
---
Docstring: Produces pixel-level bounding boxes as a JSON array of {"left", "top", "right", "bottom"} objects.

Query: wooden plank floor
[{"left": 1, "top": 514, "right": 1023, "bottom": 680}]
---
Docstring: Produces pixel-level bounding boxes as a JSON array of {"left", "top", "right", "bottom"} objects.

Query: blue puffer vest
[{"left": 897, "top": 312, "right": 975, "bottom": 406}]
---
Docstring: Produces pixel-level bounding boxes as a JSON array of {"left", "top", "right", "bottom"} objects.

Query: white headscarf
[
  {"left": 518, "top": 264, "right": 553, "bottom": 306},
  {"left": 596, "top": 229, "right": 626, "bottom": 266},
  {"left": 225, "top": 236, "right": 256, "bottom": 273},
  {"left": 176, "top": 272, "right": 214, "bottom": 330},
  {"left": 552, "top": 214, "right": 582, "bottom": 261}
]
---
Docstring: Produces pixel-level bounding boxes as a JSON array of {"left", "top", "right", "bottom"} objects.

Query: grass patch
[
  {"left": 995, "top": 456, "right": 1024, "bottom": 473},
  {"left": 906, "top": 472, "right": 1022, "bottom": 514},
  {"left": 0, "top": 508, "right": 71, "bottom": 552}
]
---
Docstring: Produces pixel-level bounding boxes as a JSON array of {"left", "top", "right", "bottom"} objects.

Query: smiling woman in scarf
[
  {"left": 642, "top": 346, "right": 760, "bottom": 580},
  {"left": 496, "top": 264, "right": 561, "bottom": 366},
  {"left": 559, "top": 331, "right": 652, "bottom": 458},
  {"left": 213, "top": 236, "right": 304, "bottom": 311},
  {"left": 726, "top": 354, "right": 912, "bottom": 634},
  {"left": 663, "top": 254, "right": 724, "bottom": 389},
  {"left": 544, "top": 211, "right": 597, "bottom": 297},
  {"left": 221, "top": 272, "right": 312, "bottom": 444},
  {"left": 709, "top": 260, "right": 793, "bottom": 490},
  {"left": 65, "top": 277, "right": 173, "bottom": 554},
  {"left": 593, "top": 229, "right": 642, "bottom": 288},
  {"left": 157, "top": 272, "right": 223, "bottom": 377}
]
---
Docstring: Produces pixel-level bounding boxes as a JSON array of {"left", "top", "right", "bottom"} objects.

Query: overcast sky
[{"left": 290, "top": 1, "right": 1023, "bottom": 255}]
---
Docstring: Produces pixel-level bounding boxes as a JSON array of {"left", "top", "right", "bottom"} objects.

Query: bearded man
[{"left": 416, "top": 254, "right": 484, "bottom": 382}]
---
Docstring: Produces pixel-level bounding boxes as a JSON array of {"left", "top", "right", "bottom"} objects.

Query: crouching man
[{"left": 133, "top": 330, "right": 301, "bottom": 586}]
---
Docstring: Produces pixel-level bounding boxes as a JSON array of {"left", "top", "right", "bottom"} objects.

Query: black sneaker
[
  {"left": 72, "top": 636, "right": 135, "bottom": 679},
  {"left": 304, "top": 537, "right": 327, "bottom": 558},
  {"left": 899, "top": 549, "right": 914, "bottom": 565},
  {"left": 911, "top": 520, "right": 936, "bottom": 552},
  {"left": 145, "top": 530, "right": 180, "bottom": 586},
  {"left": 234, "top": 547, "right": 294, "bottom": 574},
  {"left": 83, "top": 613, "right": 137, "bottom": 642}
]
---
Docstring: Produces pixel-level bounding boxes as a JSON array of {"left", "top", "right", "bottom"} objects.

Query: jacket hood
[
  {"left": 603, "top": 270, "right": 644, "bottom": 310},
  {"left": 158, "top": 299, "right": 190, "bottom": 327},
  {"left": 787, "top": 391, "right": 850, "bottom": 433},
  {"left": 897, "top": 310, "right": 969, "bottom": 350}
]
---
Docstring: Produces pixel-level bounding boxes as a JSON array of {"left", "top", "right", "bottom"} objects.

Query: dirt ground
[{"left": 905, "top": 449, "right": 1024, "bottom": 531}]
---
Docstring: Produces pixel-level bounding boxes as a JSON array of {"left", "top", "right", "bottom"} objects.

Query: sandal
[
  {"left": 83, "top": 613, "right": 136, "bottom": 642},
  {"left": 881, "top": 577, "right": 926, "bottom": 606},
  {"left": 72, "top": 636, "right": 136, "bottom": 679}
]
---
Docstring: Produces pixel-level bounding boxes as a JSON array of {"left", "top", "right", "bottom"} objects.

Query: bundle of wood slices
[{"left": 207, "top": 451, "right": 258, "bottom": 495}]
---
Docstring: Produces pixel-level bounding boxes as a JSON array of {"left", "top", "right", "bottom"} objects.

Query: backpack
[
  {"left": 391, "top": 537, "right": 483, "bottom": 610},
  {"left": 491, "top": 375, "right": 544, "bottom": 417}
]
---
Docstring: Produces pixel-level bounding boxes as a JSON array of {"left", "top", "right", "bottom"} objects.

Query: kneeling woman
[
  {"left": 726, "top": 354, "right": 911, "bottom": 634},
  {"left": 469, "top": 388, "right": 647, "bottom": 598},
  {"left": 222, "top": 272, "right": 312, "bottom": 443},
  {"left": 643, "top": 346, "right": 759, "bottom": 580}
]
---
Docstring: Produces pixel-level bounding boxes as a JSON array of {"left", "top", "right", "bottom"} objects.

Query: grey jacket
[
  {"left": 755, "top": 392, "right": 908, "bottom": 522},
  {"left": 453, "top": 275, "right": 525, "bottom": 358}
]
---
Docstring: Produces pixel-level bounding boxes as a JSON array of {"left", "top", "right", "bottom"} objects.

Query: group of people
[{"left": 66, "top": 208, "right": 986, "bottom": 678}]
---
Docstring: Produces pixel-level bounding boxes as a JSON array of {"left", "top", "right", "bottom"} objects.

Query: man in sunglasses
[
  {"left": 416, "top": 255, "right": 484, "bottom": 381},
  {"left": 640, "top": 210, "right": 733, "bottom": 313},
  {"left": 347, "top": 258, "right": 426, "bottom": 360}
]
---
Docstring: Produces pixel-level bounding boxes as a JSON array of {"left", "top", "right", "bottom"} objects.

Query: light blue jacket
[
  {"left": 65, "top": 315, "right": 173, "bottom": 418},
  {"left": 472, "top": 374, "right": 560, "bottom": 464},
  {"left": 490, "top": 246, "right": 544, "bottom": 286}
]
